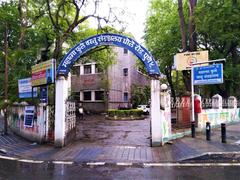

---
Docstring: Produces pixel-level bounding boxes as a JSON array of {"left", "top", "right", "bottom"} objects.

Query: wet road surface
[
  {"left": 0, "top": 158, "right": 239, "bottom": 180},
  {"left": 76, "top": 115, "right": 151, "bottom": 147}
]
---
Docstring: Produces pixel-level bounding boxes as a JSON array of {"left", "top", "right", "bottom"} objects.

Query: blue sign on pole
[
  {"left": 193, "top": 64, "right": 223, "bottom": 85},
  {"left": 40, "top": 86, "right": 48, "bottom": 104}
]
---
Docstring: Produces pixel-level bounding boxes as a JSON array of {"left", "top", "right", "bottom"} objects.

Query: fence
[
  {"left": 64, "top": 101, "right": 76, "bottom": 145},
  {"left": 171, "top": 96, "right": 240, "bottom": 130}
]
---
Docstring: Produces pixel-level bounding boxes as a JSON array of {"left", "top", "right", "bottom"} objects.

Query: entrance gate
[{"left": 55, "top": 33, "right": 162, "bottom": 147}]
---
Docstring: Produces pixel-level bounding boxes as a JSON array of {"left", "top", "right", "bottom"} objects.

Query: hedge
[{"left": 107, "top": 109, "right": 143, "bottom": 117}]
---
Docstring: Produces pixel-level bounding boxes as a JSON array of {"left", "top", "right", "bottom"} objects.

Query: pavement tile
[{"left": 1, "top": 115, "right": 240, "bottom": 163}]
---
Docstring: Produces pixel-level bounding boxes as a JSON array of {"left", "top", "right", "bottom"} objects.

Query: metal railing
[{"left": 65, "top": 101, "right": 76, "bottom": 134}]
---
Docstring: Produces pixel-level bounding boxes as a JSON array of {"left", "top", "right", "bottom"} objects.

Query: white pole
[
  {"left": 150, "top": 78, "right": 162, "bottom": 146},
  {"left": 191, "top": 67, "right": 195, "bottom": 123},
  {"left": 55, "top": 76, "right": 68, "bottom": 147}
]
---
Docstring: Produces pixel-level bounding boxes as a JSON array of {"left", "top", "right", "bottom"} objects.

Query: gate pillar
[
  {"left": 150, "top": 78, "right": 162, "bottom": 146},
  {"left": 55, "top": 75, "right": 68, "bottom": 147}
]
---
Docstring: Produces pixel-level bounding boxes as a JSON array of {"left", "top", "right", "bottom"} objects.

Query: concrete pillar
[
  {"left": 212, "top": 94, "right": 222, "bottom": 109},
  {"left": 91, "top": 91, "right": 95, "bottom": 101},
  {"left": 80, "top": 91, "right": 83, "bottom": 101},
  {"left": 228, "top": 96, "right": 237, "bottom": 109},
  {"left": 55, "top": 76, "right": 68, "bottom": 147},
  {"left": 80, "top": 65, "right": 84, "bottom": 75},
  {"left": 150, "top": 79, "right": 162, "bottom": 146},
  {"left": 92, "top": 64, "right": 96, "bottom": 74},
  {"left": 160, "top": 84, "right": 172, "bottom": 142}
]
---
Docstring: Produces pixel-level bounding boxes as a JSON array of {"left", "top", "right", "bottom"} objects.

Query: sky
[
  {"left": 0, "top": 0, "right": 150, "bottom": 43},
  {"left": 87, "top": 0, "right": 150, "bottom": 43}
]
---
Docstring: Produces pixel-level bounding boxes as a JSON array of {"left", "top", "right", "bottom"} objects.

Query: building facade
[{"left": 71, "top": 47, "right": 149, "bottom": 113}]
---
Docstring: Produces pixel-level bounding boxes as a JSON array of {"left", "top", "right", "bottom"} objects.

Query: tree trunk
[
  {"left": 188, "top": 0, "right": 197, "bottom": 51},
  {"left": 177, "top": 0, "right": 187, "bottom": 51},
  {"left": 182, "top": 70, "right": 191, "bottom": 92},
  {"left": 18, "top": 0, "right": 28, "bottom": 49},
  {"left": 53, "top": 36, "right": 64, "bottom": 62}
]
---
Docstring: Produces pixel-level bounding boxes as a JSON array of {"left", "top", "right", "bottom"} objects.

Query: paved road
[
  {"left": 0, "top": 158, "right": 239, "bottom": 180},
  {"left": 1, "top": 114, "right": 240, "bottom": 164},
  {"left": 76, "top": 115, "right": 150, "bottom": 146}
]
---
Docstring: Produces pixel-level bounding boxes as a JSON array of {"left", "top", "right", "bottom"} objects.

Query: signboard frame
[
  {"left": 32, "top": 59, "right": 56, "bottom": 87},
  {"left": 18, "top": 78, "right": 37, "bottom": 98},
  {"left": 24, "top": 106, "right": 35, "bottom": 127},
  {"left": 193, "top": 64, "right": 224, "bottom": 85},
  {"left": 175, "top": 50, "right": 209, "bottom": 71}
]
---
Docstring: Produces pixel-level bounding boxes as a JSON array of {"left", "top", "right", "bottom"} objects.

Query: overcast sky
[
  {"left": 87, "top": 0, "right": 150, "bottom": 43},
  {"left": 0, "top": 0, "right": 150, "bottom": 43}
]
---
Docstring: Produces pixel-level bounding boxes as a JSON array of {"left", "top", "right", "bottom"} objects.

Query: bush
[{"left": 108, "top": 109, "right": 143, "bottom": 117}]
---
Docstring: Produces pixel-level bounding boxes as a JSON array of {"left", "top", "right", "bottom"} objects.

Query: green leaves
[{"left": 146, "top": 0, "right": 240, "bottom": 98}]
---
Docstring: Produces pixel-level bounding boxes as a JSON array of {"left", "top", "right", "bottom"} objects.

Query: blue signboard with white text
[
  {"left": 24, "top": 106, "right": 35, "bottom": 127},
  {"left": 193, "top": 64, "right": 223, "bottom": 85},
  {"left": 18, "top": 78, "right": 37, "bottom": 98},
  {"left": 57, "top": 33, "right": 160, "bottom": 76}
]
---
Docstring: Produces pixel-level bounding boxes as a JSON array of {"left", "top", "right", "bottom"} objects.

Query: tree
[
  {"left": 146, "top": 0, "right": 240, "bottom": 98},
  {"left": 195, "top": 0, "right": 240, "bottom": 98},
  {"left": 177, "top": 0, "right": 198, "bottom": 91},
  {"left": 0, "top": 0, "right": 124, "bottom": 105},
  {"left": 41, "top": 0, "right": 122, "bottom": 62},
  {"left": 131, "top": 84, "right": 150, "bottom": 108},
  {"left": 145, "top": 0, "right": 182, "bottom": 99}
]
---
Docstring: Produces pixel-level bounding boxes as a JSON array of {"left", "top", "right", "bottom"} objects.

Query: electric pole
[{"left": 4, "top": 23, "right": 9, "bottom": 135}]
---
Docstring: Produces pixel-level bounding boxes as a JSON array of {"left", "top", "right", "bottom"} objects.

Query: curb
[{"left": 2, "top": 154, "right": 240, "bottom": 167}]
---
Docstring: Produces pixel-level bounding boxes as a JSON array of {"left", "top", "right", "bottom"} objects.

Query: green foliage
[
  {"left": 145, "top": 0, "right": 185, "bottom": 97},
  {"left": 131, "top": 84, "right": 150, "bottom": 108},
  {"left": 108, "top": 109, "right": 143, "bottom": 117},
  {"left": 0, "top": 1, "right": 47, "bottom": 103},
  {"left": 194, "top": 0, "right": 240, "bottom": 98},
  {"left": 146, "top": 0, "right": 240, "bottom": 98},
  {"left": 145, "top": 0, "right": 181, "bottom": 70},
  {"left": 0, "top": 1, "right": 120, "bottom": 106}
]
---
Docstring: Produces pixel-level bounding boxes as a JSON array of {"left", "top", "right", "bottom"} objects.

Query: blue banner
[
  {"left": 57, "top": 33, "right": 160, "bottom": 76},
  {"left": 193, "top": 64, "right": 223, "bottom": 85},
  {"left": 18, "top": 78, "right": 37, "bottom": 98}
]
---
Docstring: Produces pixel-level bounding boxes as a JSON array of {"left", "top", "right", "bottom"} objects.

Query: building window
[
  {"left": 84, "top": 65, "right": 91, "bottom": 74},
  {"left": 95, "top": 91, "right": 104, "bottom": 101},
  {"left": 83, "top": 91, "right": 91, "bottom": 101},
  {"left": 123, "top": 48, "right": 128, "bottom": 54},
  {"left": 72, "top": 66, "right": 80, "bottom": 75},
  {"left": 95, "top": 64, "right": 103, "bottom": 73},
  {"left": 123, "top": 92, "right": 128, "bottom": 102},
  {"left": 123, "top": 68, "right": 128, "bottom": 76}
]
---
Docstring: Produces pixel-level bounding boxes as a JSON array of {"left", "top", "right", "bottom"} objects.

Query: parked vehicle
[{"left": 137, "top": 105, "right": 150, "bottom": 115}]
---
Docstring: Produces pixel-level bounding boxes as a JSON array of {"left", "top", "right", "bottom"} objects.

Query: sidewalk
[{"left": 1, "top": 115, "right": 240, "bottom": 164}]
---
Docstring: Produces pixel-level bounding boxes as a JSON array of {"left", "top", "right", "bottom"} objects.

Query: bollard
[
  {"left": 206, "top": 122, "right": 211, "bottom": 141},
  {"left": 221, "top": 123, "right": 226, "bottom": 143},
  {"left": 191, "top": 121, "right": 195, "bottom": 138}
]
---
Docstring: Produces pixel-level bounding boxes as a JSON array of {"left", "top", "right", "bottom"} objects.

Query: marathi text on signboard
[
  {"left": 24, "top": 106, "right": 35, "bottom": 127},
  {"left": 175, "top": 50, "right": 209, "bottom": 70},
  {"left": 18, "top": 78, "right": 37, "bottom": 98},
  {"left": 57, "top": 33, "right": 160, "bottom": 76},
  {"left": 32, "top": 59, "right": 55, "bottom": 87},
  {"left": 193, "top": 64, "right": 223, "bottom": 85}
]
